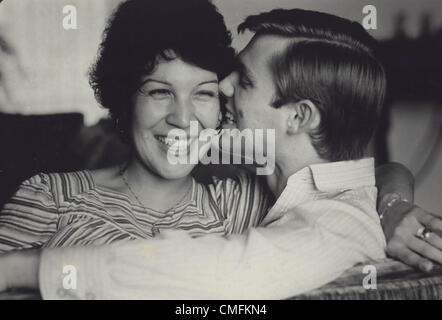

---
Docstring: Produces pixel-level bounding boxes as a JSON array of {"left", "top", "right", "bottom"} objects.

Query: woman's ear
[{"left": 285, "top": 99, "right": 320, "bottom": 135}]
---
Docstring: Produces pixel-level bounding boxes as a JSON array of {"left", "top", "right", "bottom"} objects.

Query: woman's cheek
[
  {"left": 192, "top": 101, "right": 219, "bottom": 129},
  {"left": 136, "top": 100, "right": 169, "bottom": 125}
]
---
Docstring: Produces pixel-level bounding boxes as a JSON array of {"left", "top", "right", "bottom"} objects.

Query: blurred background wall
[{"left": 0, "top": 0, "right": 441, "bottom": 211}]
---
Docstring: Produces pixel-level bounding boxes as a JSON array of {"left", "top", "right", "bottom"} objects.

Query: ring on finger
[{"left": 416, "top": 226, "right": 432, "bottom": 240}]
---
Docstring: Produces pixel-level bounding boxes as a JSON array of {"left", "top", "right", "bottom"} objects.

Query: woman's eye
[
  {"left": 148, "top": 89, "right": 172, "bottom": 99},
  {"left": 195, "top": 90, "right": 218, "bottom": 99}
]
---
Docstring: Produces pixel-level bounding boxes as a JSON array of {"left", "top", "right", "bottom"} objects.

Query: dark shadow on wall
[
  {"left": 0, "top": 113, "right": 130, "bottom": 208},
  {"left": 375, "top": 12, "right": 442, "bottom": 165}
]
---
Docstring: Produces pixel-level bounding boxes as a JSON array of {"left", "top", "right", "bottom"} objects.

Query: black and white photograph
[{"left": 0, "top": 0, "right": 441, "bottom": 305}]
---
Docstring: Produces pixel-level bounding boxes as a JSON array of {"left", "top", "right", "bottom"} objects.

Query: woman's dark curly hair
[{"left": 89, "top": 0, "right": 235, "bottom": 141}]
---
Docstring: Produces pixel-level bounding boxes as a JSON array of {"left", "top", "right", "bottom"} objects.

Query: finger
[
  {"left": 387, "top": 242, "right": 434, "bottom": 273},
  {"left": 420, "top": 209, "right": 442, "bottom": 219},
  {"left": 415, "top": 209, "right": 442, "bottom": 236},
  {"left": 408, "top": 237, "right": 442, "bottom": 265},
  {"left": 424, "top": 232, "right": 442, "bottom": 251}
]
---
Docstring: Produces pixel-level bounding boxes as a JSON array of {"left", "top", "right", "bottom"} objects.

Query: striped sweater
[{"left": 0, "top": 170, "right": 269, "bottom": 253}]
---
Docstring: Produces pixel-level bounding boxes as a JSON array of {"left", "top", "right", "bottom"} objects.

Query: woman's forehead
[{"left": 143, "top": 58, "right": 218, "bottom": 85}]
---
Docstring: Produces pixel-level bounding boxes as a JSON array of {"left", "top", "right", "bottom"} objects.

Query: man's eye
[
  {"left": 148, "top": 89, "right": 172, "bottom": 99},
  {"left": 238, "top": 75, "right": 253, "bottom": 89}
]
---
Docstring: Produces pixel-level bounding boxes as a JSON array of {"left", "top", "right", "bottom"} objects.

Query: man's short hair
[{"left": 239, "top": 9, "right": 387, "bottom": 161}]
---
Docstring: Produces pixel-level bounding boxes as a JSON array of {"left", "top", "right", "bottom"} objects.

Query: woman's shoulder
[
  {"left": 42, "top": 170, "right": 92, "bottom": 186},
  {"left": 1, "top": 170, "right": 90, "bottom": 211},
  {"left": 22, "top": 170, "right": 96, "bottom": 201},
  {"left": 88, "top": 166, "right": 126, "bottom": 193}
]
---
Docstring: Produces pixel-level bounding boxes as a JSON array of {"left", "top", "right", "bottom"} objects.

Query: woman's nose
[{"left": 166, "top": 99, "right": 192, "bottom": 128}]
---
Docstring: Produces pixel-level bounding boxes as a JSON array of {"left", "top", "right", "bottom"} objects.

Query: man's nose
[
  {"left": 166, "top": 99, "right": 192, "bottom": 128},
  {"left": 219, "top": 72, "right": 236, "bottom": 98}
]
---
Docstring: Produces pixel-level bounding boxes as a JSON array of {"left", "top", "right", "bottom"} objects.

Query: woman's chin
[{"left": 155, "top": 163, "right": 196, "bottom": 180}]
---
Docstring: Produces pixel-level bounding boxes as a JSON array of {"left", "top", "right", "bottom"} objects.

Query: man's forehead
[{"left": 238, "top": 34, "right": 292, "bottom": 66}]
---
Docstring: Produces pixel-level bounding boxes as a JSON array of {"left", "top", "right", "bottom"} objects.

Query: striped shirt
[
  {"left": 40, "top": 158, "right": 387, "bottom": 299},
  {"left": 0, "top": 170, "right": 269, "bottom": 253}
]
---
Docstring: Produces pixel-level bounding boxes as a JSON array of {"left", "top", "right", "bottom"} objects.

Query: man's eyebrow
[{"left": 235, "top": 57, "right": 254, "bottom": 80}]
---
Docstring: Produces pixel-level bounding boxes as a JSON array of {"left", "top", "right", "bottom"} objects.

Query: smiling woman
[
  {"left": 0, "top": 0, "right": 269, "bottom": 253},
  {"left": 131, "top": 57, "right": 220, "bottom": 180}
]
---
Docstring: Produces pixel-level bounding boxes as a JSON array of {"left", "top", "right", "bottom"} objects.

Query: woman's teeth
[
  {"left": 155, "top": 135, "right": 179, "bottom": 147},
  {"left": 155, "top": 135, "right": 193, "bottom": 154}
]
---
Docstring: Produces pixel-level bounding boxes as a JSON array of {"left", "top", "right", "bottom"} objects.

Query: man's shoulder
[
  {"left": 309, "top": 158, "right": 376, "bottom": 192},
  {"left": 297, "top": 185, "right": 378, "bottom": 224},
  {"left": 298, "top": 188, "right": 385, "bottom": 257}
]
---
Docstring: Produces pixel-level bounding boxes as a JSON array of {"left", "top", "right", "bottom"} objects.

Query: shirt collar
[{"left": 263, "top": 158, "right": 375, "bottom": 223}]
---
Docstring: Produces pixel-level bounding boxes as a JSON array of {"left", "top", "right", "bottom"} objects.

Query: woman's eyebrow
[
  {"left": 142, "top": 79, "right": 172, "bottom": 85},
  {"left": 198, "top": 80, "right": 218, "bottom": 85},
  {"left": 141, "top": 79, "right": 218, "bottom": 86}
]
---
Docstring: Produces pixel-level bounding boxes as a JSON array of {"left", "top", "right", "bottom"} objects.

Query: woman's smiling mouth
[{"left": 154, "top": 135, "right": 196, "bottom": 156}]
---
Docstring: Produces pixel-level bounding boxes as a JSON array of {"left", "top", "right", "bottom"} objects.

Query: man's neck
[{"left": 266, "top": 143, "right": 327, "bottom": 199}]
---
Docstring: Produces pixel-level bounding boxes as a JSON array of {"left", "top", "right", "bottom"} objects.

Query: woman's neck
[{"left": 122, "top": 157, "right": 193, "bottom": 213}]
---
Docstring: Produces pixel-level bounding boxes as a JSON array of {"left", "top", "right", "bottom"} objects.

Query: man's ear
[{"left": 285, "top": 99, "right": 320, "bottom": 135}]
